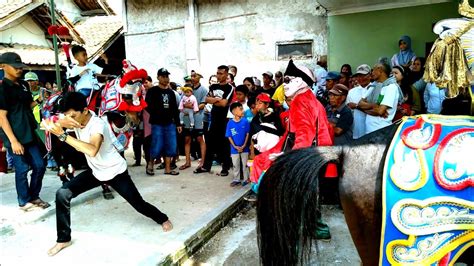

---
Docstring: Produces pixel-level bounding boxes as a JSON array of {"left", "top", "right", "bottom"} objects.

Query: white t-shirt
[
  {"left": 346, "top": 84, "right": 370, "bottom": 139},
  {"left": 69, "top": 63, "right": 103, "bottom": 91},
  {"left": 365, "top": 83, "right": 400, "bottom": 134},
  {"left": 74, "top": 112, "right": 127, "bottom": 181}
]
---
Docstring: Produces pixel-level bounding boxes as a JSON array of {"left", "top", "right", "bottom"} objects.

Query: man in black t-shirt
[
  {"left": 194, "top": 65, "right": 233, "bottom": 176},
  {"left": 0, "top": 52, "right": 49, "bottom": 211},
  {"left": 145, "top": 68, "right": 182, "bottom": 176}
]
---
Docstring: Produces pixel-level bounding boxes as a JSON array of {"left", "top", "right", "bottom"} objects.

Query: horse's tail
[{"left": 257, "top": 146, "right": 342, "bottom": 266}]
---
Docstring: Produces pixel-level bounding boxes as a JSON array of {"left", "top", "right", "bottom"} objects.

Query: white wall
[
  {"left": 125, "top": 0, "right": 327, "bottom": 84},
  {"left": 0, "top": 15, "right": 51, "bottom": 47}
]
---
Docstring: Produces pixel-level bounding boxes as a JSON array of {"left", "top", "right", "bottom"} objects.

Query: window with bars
[{"left": 276, "top": 40, "right": 313, "bottom": 60}]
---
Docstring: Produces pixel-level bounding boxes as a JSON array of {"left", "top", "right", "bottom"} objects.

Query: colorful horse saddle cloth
[{"left": 380, "top": 115, "right": 473, "bottom": 265}]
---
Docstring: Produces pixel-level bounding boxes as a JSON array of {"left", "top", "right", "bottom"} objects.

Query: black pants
[
  {"left": 202, "top": 123, "right": 231, "bottom": 171},
  {"left": 132, "top": 131, "right": 144, "bottom": 164},
  {"left": 55, "top": 169, "right": 168, "bottom": 242},
  {"left": 143, "top": 135, "right": 152, "bottom": 164}
]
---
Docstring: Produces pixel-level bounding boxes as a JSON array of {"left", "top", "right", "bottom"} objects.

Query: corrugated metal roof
[{"left": 0, "top": 43, "right": 67, "bottom": 66}]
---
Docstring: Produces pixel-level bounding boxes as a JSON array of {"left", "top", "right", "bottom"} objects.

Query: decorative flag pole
[{"left": 50, "top": 0, "right": 61, "bottom": 91}]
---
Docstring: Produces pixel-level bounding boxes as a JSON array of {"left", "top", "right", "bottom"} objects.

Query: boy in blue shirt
[{"left": 225, "top": 102, "right": 250, "bottom": 187}]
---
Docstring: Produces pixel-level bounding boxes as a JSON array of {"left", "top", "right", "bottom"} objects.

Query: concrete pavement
[{"left": 0, "top": 151, "right": 250, "bottom": 265}]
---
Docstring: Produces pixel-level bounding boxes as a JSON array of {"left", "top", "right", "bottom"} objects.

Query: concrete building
[
  {"left": 124, "top": 0, "right": 327, "bottom": 83},
  {"left": 125, "top": 0, "right": 460, "bottom": 82}
]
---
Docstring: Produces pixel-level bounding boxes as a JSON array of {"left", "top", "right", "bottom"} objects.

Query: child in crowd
[
  {"left": 226, "top": 102, "right": 250, "bottom": 187},
  {"left": 179, "top": 86, "right": 199, "bottom": 128},
  {"left": 68, "top": 45, "right": 103, "bottom": 98}
]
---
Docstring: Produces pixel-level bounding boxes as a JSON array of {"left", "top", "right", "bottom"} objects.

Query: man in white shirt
[
  {"left": 43, "top": 92, "right": 172, "bottom": 256},
  {"left": 346, "top": 64, "right": 372, "bottom": 139},
  {"left": 358, "top": 63, "right": 400, "bottom": 134}
]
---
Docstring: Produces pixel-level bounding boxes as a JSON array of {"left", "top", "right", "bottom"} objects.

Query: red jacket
[
  {"left": 289, "top": 89, "right": 333, "bottom": 148},
  {"left": 250, "top": 89, "right": 335, "bottom": 183}
]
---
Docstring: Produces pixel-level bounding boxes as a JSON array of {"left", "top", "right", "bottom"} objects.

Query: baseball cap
[
  {"left": 256, "top": 93, "right": 272, "bottom": 103},
  {"left": 325, "top": 71, "right": 340, "bottom": 81},
  {"left": 329, "top": 84, "right": 349, "bottom": 96},
  {"left": 262, "top": 71, "right": 273, "bottom": 78},
  {"left": 183, "top": 75, "right": 191, "bottom": 81},
  {"left": 157, "top": 68, "right": 170, "bottom": 76},
  {"left": 0, "top": 52, "right": 27, "bottom": 68},
  {"left": 353, "top": 64, "right": 371, "bottom": 76},
  {"left": 24, "top": 71, "right": 39, "bottom": 81}
]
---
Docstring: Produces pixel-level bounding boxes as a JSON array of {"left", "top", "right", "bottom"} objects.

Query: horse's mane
[{"left": 257, "top": 123, "right": 400, "bottom": 265}]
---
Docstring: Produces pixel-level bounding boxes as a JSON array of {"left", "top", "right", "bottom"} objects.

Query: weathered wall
[
  {"left": 0, "top": 15, "right": 49, "bottom": 47},
  {"left": 125, "top": 0, "right": 327, "bottom": 83},
  {"left": 328, "top": 2, "right": 459, "bottom": 71}
]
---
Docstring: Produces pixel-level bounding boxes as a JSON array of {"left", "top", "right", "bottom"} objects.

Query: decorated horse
[{"left": 256, "top": 1, "right": 474, "bottom": 265}]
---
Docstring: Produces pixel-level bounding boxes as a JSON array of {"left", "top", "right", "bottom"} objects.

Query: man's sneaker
[
  {"left": 244, "top": 192, "right": 257, "bottom": 202},
  {"left": 230, "top": 180, "right": 241, "bottom": 187},
  {"left": 241, "top": 180, "right": 250, "bottom": 187}
]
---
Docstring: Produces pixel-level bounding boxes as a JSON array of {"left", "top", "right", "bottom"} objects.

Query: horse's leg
[{"left": 339, "top": 144, "right": 385, "bottom": 266}]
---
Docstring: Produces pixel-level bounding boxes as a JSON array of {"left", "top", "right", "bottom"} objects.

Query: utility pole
[{"left": 50, "top": 0, "right": 62, "bottom": 90}]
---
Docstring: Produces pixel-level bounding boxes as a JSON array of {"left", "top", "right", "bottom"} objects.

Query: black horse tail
[{"left": 257, "top": 146, "right": 342, "bottom": 266}]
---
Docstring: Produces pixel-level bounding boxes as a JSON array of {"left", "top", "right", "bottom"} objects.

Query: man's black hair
[
  {"left": 60, "top": 92, "right": 87, "bottom": 112},
  {"left": 218, "top": 65, "right": 229, "bottom": 72},
  {"left": 235, "top": 84, "right": 249, "bottom": 95},
  {"left": 229, "top": 101, "right": 243, "bottom": 112},
  {"left": 71, "top": 45, "right": 87, "bottom": 57},
  {"left": 146, "top": 76, "right": 152, "bottom": 82}
]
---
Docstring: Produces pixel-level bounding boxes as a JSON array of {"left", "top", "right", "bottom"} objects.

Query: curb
[{"left": 158, "top": 190, "right": 252, "bottom": 265}]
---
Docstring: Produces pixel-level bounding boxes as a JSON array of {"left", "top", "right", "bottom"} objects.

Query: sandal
[
  {"left": 193, "top": 167, "right": 209, "bottom": 174},
  {"left": 30, "top": 198, "right": 51, "bottom": 209},
  {"left": 179, "top": 164, "right": 191, "bottom": 170},
  {"left": 146, "top": 162, "right": 155, "bottom": 176},
  {"left": 164, "top": 170, "right": 179, "bottom": 176}
]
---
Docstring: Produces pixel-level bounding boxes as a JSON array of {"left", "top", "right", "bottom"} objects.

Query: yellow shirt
[{"left": 272, "top": 84, "right": 285, "bottom": 104}]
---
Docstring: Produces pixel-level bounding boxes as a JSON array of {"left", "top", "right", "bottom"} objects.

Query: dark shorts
[{"left": 182, "top": 128, "right": 204, "bottom": 137}]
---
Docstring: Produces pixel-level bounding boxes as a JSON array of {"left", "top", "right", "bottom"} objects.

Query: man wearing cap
[
  {"left": 179, "top": 70, "right": 208, "bottom": 170},
  {"left": 316, "top": 71, "right": 340, "bottom": 106},
  {"left": 145, "top": 68, "right": 182, "bottom": 176},
  {"left": 248, "top": 93, "right": 284, "bottom": 159},
  {"left": 326, "top": 84, "right": 353, "bottom": 144},
  {"left": 0, "top": 52, "right": 49, "bottom": 211},
  {"left": 346, "top": 64, "right": 372, "bottom": 139},
  {"left": 256, "top": 71, "right": 275, "bottom": 97},
  {"left": 25, "top": 71, "right": 46, "bottom": 142}
]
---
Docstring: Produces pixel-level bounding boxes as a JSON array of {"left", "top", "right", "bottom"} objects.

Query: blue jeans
[
  {"left": 9, "top": 142, "right": 47, "bottom": 206},
  {"left": 150, "top": 123, "right": 177, "bottom": 159}
]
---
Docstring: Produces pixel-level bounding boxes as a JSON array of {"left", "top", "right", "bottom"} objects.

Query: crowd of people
[{"left": 0, "top": 34, "right": 452, "bottom": 254}]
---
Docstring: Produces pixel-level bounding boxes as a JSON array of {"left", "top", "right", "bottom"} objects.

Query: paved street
[{"left": 0, "top": 151, "right": 248, "bottom": 265}]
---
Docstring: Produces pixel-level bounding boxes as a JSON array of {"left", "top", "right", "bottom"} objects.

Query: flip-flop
[
  {"left": 193, "top": 167, "right": 209, "bottom": 174},
  {"left": 164, "top": 171, "right": 179, "bottom": 176},
  {"left": 30, "top": 199, "right": 51, "bottom": 209},
  {"left": 179, "top": 164, "right": 191, "bottom": 170}
]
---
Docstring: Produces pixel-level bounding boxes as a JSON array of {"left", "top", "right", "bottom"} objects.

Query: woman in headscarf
[{"left": 391, "top": 35, "right": 417, "bottom": 67}]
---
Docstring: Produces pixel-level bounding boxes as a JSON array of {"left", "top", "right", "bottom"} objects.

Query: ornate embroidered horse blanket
[{"left": 380, "top": 115, "right": 473, "bottom": 265}]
